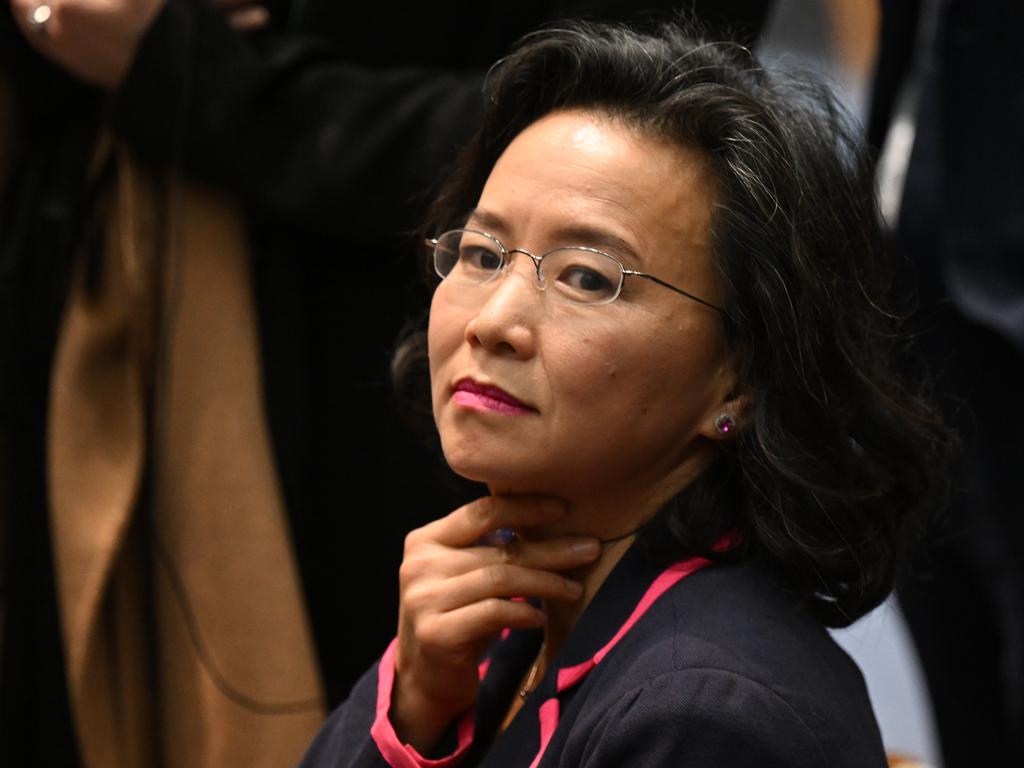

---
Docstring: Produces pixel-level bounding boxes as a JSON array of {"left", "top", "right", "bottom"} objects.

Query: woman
[{"left": 302, "top": 21, "right": 948, "bottom": 768}]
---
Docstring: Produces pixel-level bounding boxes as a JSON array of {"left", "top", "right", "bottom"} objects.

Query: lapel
[{"left": 471, "top": 543, "right": 715, "bottom": 767}]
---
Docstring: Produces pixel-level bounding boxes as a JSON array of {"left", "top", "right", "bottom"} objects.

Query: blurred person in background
[{"left": 870, "top": 0, "right": 1024, "bottom": 765}]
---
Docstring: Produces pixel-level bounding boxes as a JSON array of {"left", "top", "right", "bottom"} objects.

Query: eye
[
  {"left": 460, "top": 245, "right": 503, "bottom": 272},
  {"left": 434, "top": 229, "right": 505, "bottom": 281},
  {"left": 558, "top": 265, "right": 614, "bottom": 294},
  {"left": 546, "top": 248, "right": 622, "bottom": 303}
]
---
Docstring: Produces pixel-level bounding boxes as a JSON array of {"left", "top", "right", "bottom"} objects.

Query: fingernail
[{"left": 572, "top": 539, "right": 601, "bottom": 557}]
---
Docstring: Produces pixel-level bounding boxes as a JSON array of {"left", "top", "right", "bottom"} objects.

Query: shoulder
[
  {"left": 568, "top": 560, "right": 886, "bottom": 767},
  {"left": 576, "top": 666, "right": 831, "bottom": 767}
]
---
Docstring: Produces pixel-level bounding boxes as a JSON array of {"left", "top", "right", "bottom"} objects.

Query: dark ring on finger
[{"left": 477, "top": 527, "right": 519, "bottom": 547}]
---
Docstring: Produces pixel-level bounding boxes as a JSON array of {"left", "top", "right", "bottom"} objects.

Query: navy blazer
[{"left": 300, "top": 546, "right": 886, "bottom": 767}]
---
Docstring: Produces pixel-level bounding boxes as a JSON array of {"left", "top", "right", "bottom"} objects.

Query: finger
[
  {"left": 431, "top": 564, "right": 584, "bottom": 612},
  {"left": 474, "top": 535, "right": 602, "bottom": 571},
  {"left": 426, "top": 599, "right": 547, "bottom": 645},
  {"left": 423, "top": 495, "right": 566, "bottom": 548},
  {"left": 404, "top": 535, "right": 600, "bottom": 584},
  {"left": 404, "top": 537, "right": 600, "bottom": 583},
  {"left": 226, "top": 6, "right": 269, "bottom": 31}
]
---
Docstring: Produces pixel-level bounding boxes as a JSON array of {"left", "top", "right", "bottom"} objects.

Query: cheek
[
  {"left": 547, "top": 326, "right": 658, "bottom": 412},
  {"left": 427, "top": 291, "right": 466, "bottom": 413},
  {"left": 553, "top": 321, "right": 721, "bottom": 432},
  {"left": 427, "top": 290, "right": 463, "bottom": 370}
]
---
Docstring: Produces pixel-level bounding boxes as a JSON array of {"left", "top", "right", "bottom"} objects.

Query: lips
[{"left": 452, "top": 378, "right": 536, "bottom": 415}]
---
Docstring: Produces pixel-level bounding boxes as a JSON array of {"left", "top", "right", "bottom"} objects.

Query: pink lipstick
[{"left": 452, "top": 379, "right": 536, "bottom": 415}]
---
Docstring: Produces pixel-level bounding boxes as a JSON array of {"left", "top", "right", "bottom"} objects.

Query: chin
[
  {"left": 444, "top": 458, "right": 490, "bottom": 485},
  {"left": 438, "top": 423, "right": 498, "bottom": 480},
  {"left": 442, "top": 449, "right": 507, "bottom": 486},
  {"left": 440, "top": 434, "right": 487, "bottom": 481},
  {"left": 441, "top": 441, "right": 545, "bottom": 492}
]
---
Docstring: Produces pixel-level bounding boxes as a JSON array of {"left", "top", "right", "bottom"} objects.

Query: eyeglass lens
[{"left": 433, "top": 229, "right": 624, "bottom": 304}]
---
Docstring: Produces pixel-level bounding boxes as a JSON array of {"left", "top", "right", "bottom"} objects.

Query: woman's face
[{"left": 428, "top": 109, "right": 737, "bottom": 514}]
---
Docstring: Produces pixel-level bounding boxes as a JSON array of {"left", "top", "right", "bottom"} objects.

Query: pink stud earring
[{"left": 714, "top": 413, "right": 736, "bottom": 435}]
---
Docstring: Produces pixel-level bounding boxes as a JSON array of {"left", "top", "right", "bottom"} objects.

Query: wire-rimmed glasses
[{"left": 427, "top": 228, "right": 727, "bottom": 313}]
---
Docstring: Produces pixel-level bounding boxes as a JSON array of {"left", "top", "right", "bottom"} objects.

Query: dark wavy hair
[{"left": 393, "top": 20, "right": 952, "bottom": 627}]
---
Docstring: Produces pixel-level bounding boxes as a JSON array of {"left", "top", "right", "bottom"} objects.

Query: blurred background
[{"left": 762, "top": 3, "right": 940, "bottom": 765}]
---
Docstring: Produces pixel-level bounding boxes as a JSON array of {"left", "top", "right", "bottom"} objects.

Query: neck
[
  {"left": 511, "top": 480, "right": 686, "bottom": 662},
  {"left": 540, "top": 532, "right": 637, "bottom": 657},
  {"left": 489, "top": 445, "right": 719, "bottom": 666}
]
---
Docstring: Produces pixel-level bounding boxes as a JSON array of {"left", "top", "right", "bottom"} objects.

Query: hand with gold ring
[{"left": 9, "top": 0, "right": 168, "bottom": 89}]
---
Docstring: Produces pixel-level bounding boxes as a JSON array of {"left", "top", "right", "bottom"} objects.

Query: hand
[
  {"left": 9, "top": 0, "right": 167, "bottom": 89},
  {"left": 9, "top": 0, "right": 269, "bottom": 91},
  {"left": 391, "top": 496, "right": 601, "bottom": 752}
]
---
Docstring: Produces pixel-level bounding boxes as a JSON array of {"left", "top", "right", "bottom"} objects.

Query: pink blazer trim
[
  {"left": 526, "top": 698, "right": 561, "bottom": 768},
  {"left": 370, "top": 639, "right": 476, "bottom": 768},
  {"left": 554, "top": 555, "right": 712, "bottom": 694}
]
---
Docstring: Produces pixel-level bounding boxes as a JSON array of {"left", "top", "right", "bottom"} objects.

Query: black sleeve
[
  {"left": 111, "top": 0, "right": 485, "bottom": 239},
  {"left": 298, "top": 663, "right": 390, "bottom": 768},
  {"left": 298, "top": 659, "right": 471, "bottom": 768}
]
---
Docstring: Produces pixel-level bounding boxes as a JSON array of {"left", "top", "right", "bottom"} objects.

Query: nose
[{"left": 463, "top": 258, "right": 540, "bottom": 358}]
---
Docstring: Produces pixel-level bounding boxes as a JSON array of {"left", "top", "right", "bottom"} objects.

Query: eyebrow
[{"left": 465, "top": 208, "right": 644, "bottom": 265}]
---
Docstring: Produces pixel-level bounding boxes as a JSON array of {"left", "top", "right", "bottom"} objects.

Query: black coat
[{"left": 300, "top": 547, "right": 886, "bottom": 768}]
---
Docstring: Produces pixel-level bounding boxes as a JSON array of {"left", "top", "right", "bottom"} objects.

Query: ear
[
  {"left": 700, "top": 391, "right": 751, "bottom": 442},
  {"left": 699, "top": 359, "right": 750, "bottom": 442}
]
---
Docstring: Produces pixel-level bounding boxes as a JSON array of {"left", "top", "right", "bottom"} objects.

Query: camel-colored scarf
[{"left": 4, "top": 77, "right": 325, "bottom": 766}]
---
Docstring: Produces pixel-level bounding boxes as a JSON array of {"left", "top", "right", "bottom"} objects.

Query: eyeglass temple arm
[{"left": 625, "top": 270, "right": 729, "bottom": 316}]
